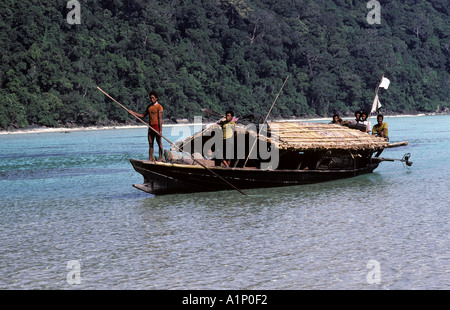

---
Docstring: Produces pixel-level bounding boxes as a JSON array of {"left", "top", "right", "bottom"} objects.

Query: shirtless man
[{"left": 129, "top": 91, "right": 163, "bottom": 161}]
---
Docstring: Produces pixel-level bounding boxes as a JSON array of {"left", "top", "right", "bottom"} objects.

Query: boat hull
[{"left": 129, "top": 159, "right": 379, "bottom": 195}]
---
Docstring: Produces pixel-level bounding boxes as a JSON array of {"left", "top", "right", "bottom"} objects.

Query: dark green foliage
[{"left": 0, "top": 0, "right": 448, "bottom": 128}]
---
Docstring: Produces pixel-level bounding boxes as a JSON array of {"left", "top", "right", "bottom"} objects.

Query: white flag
[
  {"left": 371, "top": 94, "right": 381, "bottom": 114},
  {"left": 379, "top": 77, "right": 390, "bottom": 89}
]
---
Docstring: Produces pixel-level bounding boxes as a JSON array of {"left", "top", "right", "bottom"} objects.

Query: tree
[{"left": 0, "top": 0, "right": 449, "bottom": 129}]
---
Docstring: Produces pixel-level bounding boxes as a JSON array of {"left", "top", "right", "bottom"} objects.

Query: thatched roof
[
  {"left": 174, "top": 121, "right": 390, "bottom": 153},
  {"left": 267, "top": 122, "right": 390, "bottom": 151}
]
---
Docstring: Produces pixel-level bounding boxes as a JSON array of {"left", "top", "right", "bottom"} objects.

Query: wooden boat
[{"left": 130, "top": 121, "right": 409, "bottom": 195}]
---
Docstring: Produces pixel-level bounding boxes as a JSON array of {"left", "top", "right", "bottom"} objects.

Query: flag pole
[{"left": 369, "top": 75, "right": 384, "bottom": 120}]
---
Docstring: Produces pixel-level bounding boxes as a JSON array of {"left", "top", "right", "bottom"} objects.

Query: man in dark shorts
[{"left": 129, "top": 91, "right": 164, "bottom": 161}]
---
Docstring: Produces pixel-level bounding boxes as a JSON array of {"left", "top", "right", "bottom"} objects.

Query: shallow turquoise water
[{"left": 0, "top": 115, "right": 449, "bottom": 289}]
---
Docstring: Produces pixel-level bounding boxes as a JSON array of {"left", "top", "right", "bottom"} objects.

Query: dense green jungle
[{"left": 1, "top": 0, "right": 449, "bottom": 129}]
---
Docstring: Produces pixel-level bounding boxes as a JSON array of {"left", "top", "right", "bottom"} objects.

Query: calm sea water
[{"left": 0, "top": 115, "right": 449, "bottom": 290}]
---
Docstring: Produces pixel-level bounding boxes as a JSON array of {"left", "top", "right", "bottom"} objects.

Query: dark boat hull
[{"left": 129, "top": 159, "right": 379, "bottom": 195}]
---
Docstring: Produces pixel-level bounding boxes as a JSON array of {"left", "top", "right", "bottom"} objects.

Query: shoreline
[{"left": 0, "top": 112, "right": 447, "bottom": 135}]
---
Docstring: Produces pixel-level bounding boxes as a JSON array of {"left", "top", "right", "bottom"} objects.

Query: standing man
[
  {"left": 218, "top": 110, "right": 236, "bottom": 167},
  {"left": 129, "top": 91, "right": 163, "bottom": 161}
]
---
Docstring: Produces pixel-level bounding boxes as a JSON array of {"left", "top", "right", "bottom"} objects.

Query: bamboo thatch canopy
[
  {"left": 175, "top": 121, "right": 390, "bottom": 153},
  {"left": 267, "top": 121, "right": 390, "bottom": 151}
]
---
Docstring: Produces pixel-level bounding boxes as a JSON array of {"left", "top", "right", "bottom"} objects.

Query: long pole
[
  {"left": 97, "top": 86, "right": 247, "bottom": 196},
  {"left": 179, "top": 115, "right": 225, "bottom": 151},
  {"left": 243, "top": 75, "right": 289, "bottom": 168}
]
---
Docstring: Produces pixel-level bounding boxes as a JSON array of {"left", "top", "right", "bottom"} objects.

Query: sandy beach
[
  {"left": 0, "top": 113, "right": 439, "bottom": 135},
  {"left": 0, "top": 125, "right": 148, "bottom": 135}
]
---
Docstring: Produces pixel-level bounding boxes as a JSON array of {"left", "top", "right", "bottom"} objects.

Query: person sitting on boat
[
  {"left": 372, "top": 114, "right": 389, "bottom": 140},
  {"left": 218, "top": 110, "right": 236, "bottom": 167},
  {"left": 129, "top": 91, "right": 164, "bottom": 162},
  {"left": 343, "top": 110, "right": 362, "bottom": 127},
  {"left": 329, "top": 114, "right": 343, "bottom": 125},
  {"left": 352, "top": 110, "right": 362, "bottom": 125},
  {"left": 360, "top": 111, "right": 372, "bottom": 133}
]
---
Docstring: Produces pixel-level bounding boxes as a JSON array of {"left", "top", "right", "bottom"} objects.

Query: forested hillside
[{"left": 1, "top": 0, "right": 449, "bottom": 129}]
